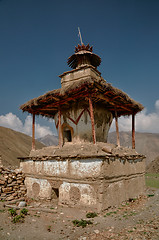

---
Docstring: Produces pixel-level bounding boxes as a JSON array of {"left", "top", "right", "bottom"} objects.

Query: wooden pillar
[
  {"left": 32, "top": 113, "right": 35, "bottom": 150},
  {"left": 132, "top": 113, "right": 135, "bottom": 149},
  {"left": 58, "top": 107, "right": 63, "bottom": 148},
  {"left": 115, "top": 109, "right": 120, "bottom": 147},
  {"left": 88, "top": 95, "right": 96, "bottom": 144}
]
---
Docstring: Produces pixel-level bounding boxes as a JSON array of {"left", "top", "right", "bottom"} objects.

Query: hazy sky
[{"left": 0, "top": 0, "right": 159, "bottom": 137}]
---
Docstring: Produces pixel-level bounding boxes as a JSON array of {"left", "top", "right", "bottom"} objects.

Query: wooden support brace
[
  {"left": 115, "top": 109, "right": 120, "bottom": 147},
  {"left": 88, "top": 95, "right": 96, "bottom": 144},
  {"left": 58, "top": 107, "right": 63, "bottom": 148},
  {"left": 32, "top": 113, "right": 35, "bottom": 150},
  {"left": 132, "top": 113, "right": 135, "bottom": 149}
]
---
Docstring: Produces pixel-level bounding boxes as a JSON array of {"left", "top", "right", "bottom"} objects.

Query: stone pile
[{"left": 0, "top": 166, "right": 27, "bottom": 201}]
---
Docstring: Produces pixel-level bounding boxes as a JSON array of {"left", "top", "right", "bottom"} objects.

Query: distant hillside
[
  {"left": 146, "top": 156, "right": 159, "bottom": 173},
  {"left": 108, "top": 131, "right": 159, "bottom": 166},
  {"left": 37, "top": 131, "right": 159, "bottom": 167},
  {"left": 0, "top": 126, "right": 45, "bottom": 167},
  {"left": 37, "top": 134, "right": 58, "bottom": 146},
  {"left": 2, "top": 126, "right": 158, "bottom": 171}
]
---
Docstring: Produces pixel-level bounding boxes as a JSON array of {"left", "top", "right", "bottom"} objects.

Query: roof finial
[{"left": 78, "top": 27, "right": 83, "bottom": 45}]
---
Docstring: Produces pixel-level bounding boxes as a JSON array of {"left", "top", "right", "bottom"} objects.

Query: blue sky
[{"left": 0, "top": 0, "right": 159, "bottom": 137}]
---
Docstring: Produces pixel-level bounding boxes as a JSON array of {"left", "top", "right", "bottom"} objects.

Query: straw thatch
[
  {"left": 20, "top": 76, "right": 143, "bottom": 118},
  {"left": 68, "top": 51, "right": 101, "bottom": 69},
  {"left": 67, "top": 44, "right": 101, "bottom": 69}
]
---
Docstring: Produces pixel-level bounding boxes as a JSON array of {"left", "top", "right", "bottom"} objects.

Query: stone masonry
[{"left": 0, "top": 165, "right": 27, "bottom": 202}]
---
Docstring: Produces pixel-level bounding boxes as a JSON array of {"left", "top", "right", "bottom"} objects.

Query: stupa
[{"left": 20, "top": 42, "right": 145, "bottom": 211}]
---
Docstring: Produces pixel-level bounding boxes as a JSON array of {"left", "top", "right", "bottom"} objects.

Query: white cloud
[
  {"left": 110, "top": 99, "right": 159, "bottom": 133},
  {"left": 0, "top": 113, "right": 53, "bottom": 138},
  {"left": 155, "top": 99, "right": 159, "bottom": 112},
  {"left": 0, "top": 113, "right": 23, "bottom": 132}
]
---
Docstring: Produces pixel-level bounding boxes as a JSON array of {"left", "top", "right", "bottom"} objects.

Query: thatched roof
[{"left": 20, "top": 77, "right": 143, "bottom": 118}]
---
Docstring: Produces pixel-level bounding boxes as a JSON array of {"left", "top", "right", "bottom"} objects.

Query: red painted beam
[
  {"left": 32, "top": 113, "right": 35, "bottom": 150},
  {"left": 58, "top": 107, "right": 63, "bottom": 148},
  {"left": 115, "top": 109, "right": 120, "bottom": 147},
  {"left": 89, "top": 95, "right": 96, "bottom": 144},
  {"left": 132, "top": 113, "right": 135, "bottom": 149}
]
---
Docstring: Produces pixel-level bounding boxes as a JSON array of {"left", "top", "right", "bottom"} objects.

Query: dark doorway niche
[
  {"left": 52, "top": 188, "right": 59, "bottom": 199},
  {"left": 63, "top": 129, "right": 72, "bottom": 142}
]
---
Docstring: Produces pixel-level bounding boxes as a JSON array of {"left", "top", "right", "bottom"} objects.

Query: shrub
[
  {"left": 20, "top": 208, "right": 28, "bottom": 215},
  {"left": 12, "top": 215, "right": 24, "bottom": 223},
  {"left": 8, "top": 208, "right": 17, "bottom": 217},
  {"left": 72, "top": 219, "right": 93, "bottom": 228},
  {"left": 86, "top": 212, "right": 97, "bottom": 218}
]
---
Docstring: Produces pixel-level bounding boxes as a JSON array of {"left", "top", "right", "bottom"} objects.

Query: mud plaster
[
  {"left": 54, "top": 104, "right": 113, "bottom": 144},
  {"left": 21, "top": 150, "right": 145, "bottom": 211}
]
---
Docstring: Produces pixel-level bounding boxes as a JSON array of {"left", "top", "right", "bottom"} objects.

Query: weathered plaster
[
  {"left": 21, "top": 158, "right": 103, "bottom": 179},
  {"left": 60, "top": 65, "right": 101, "bottom": 89},
  {"left": 25, "top": 177, "right": 52, "bottom": 199},
  {"left": 54, "top": 105, "right": 113, "bottom": 144},
  {"left": 21, "top": 155, "right": 145, "bottom": 211},
  {"left": 59, "top": 182, "right": 97, "bottom": 206}
]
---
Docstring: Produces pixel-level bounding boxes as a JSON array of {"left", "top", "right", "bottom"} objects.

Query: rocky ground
[
  {"left": 0, "top": 187, "right": 158, "bottom": 240},
  {"left": 29, "top": 142, "right": 143, "bottom": 159}
]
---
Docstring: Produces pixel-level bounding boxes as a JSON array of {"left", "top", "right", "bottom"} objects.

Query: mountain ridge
[
  {"left": 108, "top": 131, "right": 159, "bottom": 167},
  {"left": 37, "top": 134, "right": 58, "bottom": 146},
  {"left": 38, "top": 131, "right": 159, "bottom": 167},
  {"left": 0, "top": 126, "right": 45, "bottom": 167},
  {"left": 1, "top": 126, "right": 159, "bottom": 171}
]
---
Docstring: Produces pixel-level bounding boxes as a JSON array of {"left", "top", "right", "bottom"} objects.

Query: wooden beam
[
  {"left": 58, "top": 107, "right": 63, "bottom": 148},
  {"left": 37, "top": 91, "right": 90, "bottom": 111},
  {"left": 32, "top": 113, "right": 35, "bottom": 150},
  {"left": 132, "top": 113, "right": 135, "bottom": 149},
  {"left": 97, "top": 93, "right": 132, "bottom": 112},
  {"left": 115, "top": 109, "right": 120, "bottom": 147},
  {"left": 88, "top": 95, "right": 96, "bottom": 144}
]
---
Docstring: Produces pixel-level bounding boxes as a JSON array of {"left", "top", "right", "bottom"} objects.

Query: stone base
[{"left": 21, "top": 152, "right": 145, "bottom": 211}]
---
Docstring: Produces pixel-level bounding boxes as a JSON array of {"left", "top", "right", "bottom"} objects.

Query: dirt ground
[{"left": 0, "top": 187, "right": 159, "bottom": 240}]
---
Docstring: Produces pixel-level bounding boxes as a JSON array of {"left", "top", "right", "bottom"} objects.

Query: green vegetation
[
  {"left": 86, "top": 212, "right": 97, "bottom": 218},
  {"left": 104, "top": 211, "right": 117, "bottom": 217},
  {"left": 147, "top": 194, "right": 155, "bottom": 197},
  {"left": 72, "top": 219, "right": 93, "bottom": 228},
  {"left": 145, "top": 173, "right": 159, "bottom": 188},
  {"left": 128, "top": 211, "right": 137, "bottom": 216},
  {"left": 146, "top": 173, "right": 159, "bottom": 177},
  {"left": 20, "top": 208, "right": 28, "bottom": 215},
  {"left": 8, "top": 208, "right": 28, "bottom": 223},
  {"left": 8, "top": 208, "right": 17, "bottom": 217},
  {"left": 12, "top": 215, "right": 24, "bottom": 223},
  {"left": 34, "top": 214, "right": 40, "bottom": 217}
]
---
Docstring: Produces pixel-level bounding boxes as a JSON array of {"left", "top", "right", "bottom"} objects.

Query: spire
[
  {"left": 67, "top": 43, "right": 101, "bottom": 69},
  {"left": 78, "top": 27, "right": 83, "bottom": 45}
]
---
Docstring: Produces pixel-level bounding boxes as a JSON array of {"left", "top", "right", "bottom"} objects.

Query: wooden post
[
  {"left": 32, "top": 113, "right": 35, "bottom": 150},
  {"left": 58, "top": 107, "right": 63, "bottom": 148},
  {"left": 132, "top": 113, "right": 135, "bottom": 149},
  {"left": 115, "top": 109, "right": 120, "bottom": 147},
  {"left": 88, "top": 95, "right": 96, "bottom": 144}
]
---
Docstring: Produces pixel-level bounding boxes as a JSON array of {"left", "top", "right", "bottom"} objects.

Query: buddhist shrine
[{"left": 20, "top": 43, "right": 145, "bottom": 211}]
